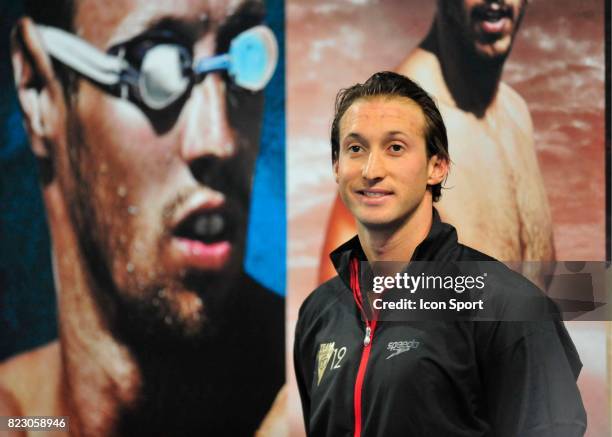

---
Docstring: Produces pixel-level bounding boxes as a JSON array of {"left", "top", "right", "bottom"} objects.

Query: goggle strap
[
  {"left": 194, "top": 54, "right": 230, "bottom": 78},
  {"left": 36, "top": 25, "right": 126, "bottom": 86}
]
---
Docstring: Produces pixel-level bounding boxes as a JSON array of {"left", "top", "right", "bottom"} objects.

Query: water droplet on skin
[
  {"left": 164, "top": 315, "right": 172, "bottom": 325},
  {"left": 117, "top": 185, "right": 127, "bottom": 197},
  {"left": 126, "top": 262, "right": 134, "bottom": 273},
  {"left": 158, "top": 288, "right": 167, "bottom": 298},
  {"left": 128, "top": 205, "right": 139, "bottom": 215},
  {"left": 100, "top": 163, "right": 108, "bottom": 173}
]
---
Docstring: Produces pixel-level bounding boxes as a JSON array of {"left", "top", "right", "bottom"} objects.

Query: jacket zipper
[{"left": 350, "top": 258, "right": 378, "bottom": 437}]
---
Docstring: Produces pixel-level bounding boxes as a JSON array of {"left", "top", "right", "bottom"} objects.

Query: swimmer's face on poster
[
  {"left": 47, "top": 0, "right": 266, "bottom": 332},
  {"left": 437, "top": 0, "right": 527, "bottom": 58}
]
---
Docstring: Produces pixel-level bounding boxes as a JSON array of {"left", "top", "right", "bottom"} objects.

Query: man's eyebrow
[
  {"left": 221, "top": 0, "right": 265, "bottom": 28},
  {"left": 141, "top": 16, "right": 210, "bottom": 43},
  {"left": 216, "top": 1, "right": 265, "bottom": 53},
  {"left": 107, "top": 14, "right": 211, "bottom": 49},
  {"left": 342, "top": 133, "right": 368, "bottom": 144},
  {"left": 384, "top": 131, "right": 414, "bottom": 141}
]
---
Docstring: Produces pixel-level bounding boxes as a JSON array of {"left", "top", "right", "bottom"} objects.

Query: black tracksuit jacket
[{"left": 294, "top": 212, "right": 586, "bottom": 437}]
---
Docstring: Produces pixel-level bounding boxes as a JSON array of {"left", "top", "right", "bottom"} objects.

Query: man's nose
[
  {"left": 362, "top": 149, "right": 385, "bottom": 181},
  {"left": 180, "top": 74, "right": 236, "bottom": 163}
]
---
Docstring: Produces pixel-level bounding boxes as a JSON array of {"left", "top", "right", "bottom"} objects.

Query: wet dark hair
[
  {"left": 331, "top": 71, "right": 449, "bottom": 202},
  {"left": 24, "top": 0, "right": 74, "bottom": 30},
  {"left": 22, "top": 0, "right": 77, "bottom": 96}
]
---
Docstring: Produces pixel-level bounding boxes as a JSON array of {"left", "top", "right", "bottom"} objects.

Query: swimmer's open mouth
[
  {"left": 173, "top": 210, "right": 234, "bottom": 244},
  {"left": 474, "top": 5, "right": 512, "bottom": 24},
  {"left": 472, "top": 4, "right": 514, "bottom": 36},
  {"left": 167, "top": 192, "right": 237, "bottom": 271}
]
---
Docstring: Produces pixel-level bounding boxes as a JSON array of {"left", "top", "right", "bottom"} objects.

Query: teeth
[
  {"left": 194, "top": 217, "right": 208, "bottom": 235},
  {"left": 193, "top": 213, "right": 225, "bottom": 238},
  {"left": 484, "top": 10, "right": 503, "bottom": 21},
  {"left": 364, "top": 191, "right": 386, "bottom": 197},
  {"left": 209, "top": 214, "right": 224, "bottom": 235}
]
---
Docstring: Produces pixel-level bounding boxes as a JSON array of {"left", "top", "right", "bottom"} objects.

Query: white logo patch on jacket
[
  {"left": 317, "top": 342, "right": 348, "bottom": 385},
  {"left": 386, "top": 339, "right": 419, "bottom": 359}
]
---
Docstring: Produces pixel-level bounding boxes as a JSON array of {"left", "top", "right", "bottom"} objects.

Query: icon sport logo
[{"left": 386, "top": 339, "right": 419, "bottom": 359}]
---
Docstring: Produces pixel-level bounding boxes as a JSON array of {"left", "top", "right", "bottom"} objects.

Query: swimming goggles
[{"left": 36, "top": 24, "right": 278, "bottom": 111}]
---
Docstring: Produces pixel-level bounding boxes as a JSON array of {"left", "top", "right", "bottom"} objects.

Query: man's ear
[
  {"left": 11, "top": 17, "right": 62, "bottom": 158},
  {"left": 427, "top": 154, "right": 449, "bottom": 186},
  {"left": 333, "top": 159, "right": 339, "bottom": 184}
]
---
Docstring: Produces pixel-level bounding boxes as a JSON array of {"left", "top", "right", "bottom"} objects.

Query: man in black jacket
[{"left": 294, "top": 71, "right": 585, "bottom": 437}]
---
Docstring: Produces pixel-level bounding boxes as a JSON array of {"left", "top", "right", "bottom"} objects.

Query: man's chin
[
  {"left": 359, "top": 217, "right": 402, "bottom": 231},
  {"left": 473, "top": 37, "right": 513, "bottom": 60},
  {"left": 158, "top": 289, "right": 208, "bottom": 337},
  {"left": 114, "top": 273, "right": 243, "bottom": 350}
]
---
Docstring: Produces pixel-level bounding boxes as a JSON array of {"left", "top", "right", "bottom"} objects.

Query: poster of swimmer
[
  {"left": 286, "top": 0, "right": 608, "bottom": 436},
  {"left": 0, "top": 0, "right": 285, "bottom": 434}
]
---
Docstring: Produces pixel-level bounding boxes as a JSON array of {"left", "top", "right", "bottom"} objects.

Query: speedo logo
[{"left": 386, "top": 339, "right": 419, "bottom": 359}]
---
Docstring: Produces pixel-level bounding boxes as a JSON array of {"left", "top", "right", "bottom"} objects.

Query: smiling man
[
  {"left": 320, "top": 0, "right": 554, "bottom": 289},
  {"left": 0, "top": 0, "right": 283, "bottom": 435},
  {"left": 294, "top": 72, "right": 585, "bottom": 437}
]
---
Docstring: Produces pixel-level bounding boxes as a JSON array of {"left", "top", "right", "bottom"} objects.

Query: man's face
[
  {"left": 56, "top": 0, "right": 265, "bottom": 337},
  {"left": 438, "top": 0, "right": 527, "bottom": 59},
  {"left": 334, "top": 96, "right": 438, "bottom": 230}
]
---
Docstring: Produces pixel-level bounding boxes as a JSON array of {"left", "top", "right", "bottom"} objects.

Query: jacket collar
[{"left": 329, "top": 208, "right": 459, "bottom": 283}]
